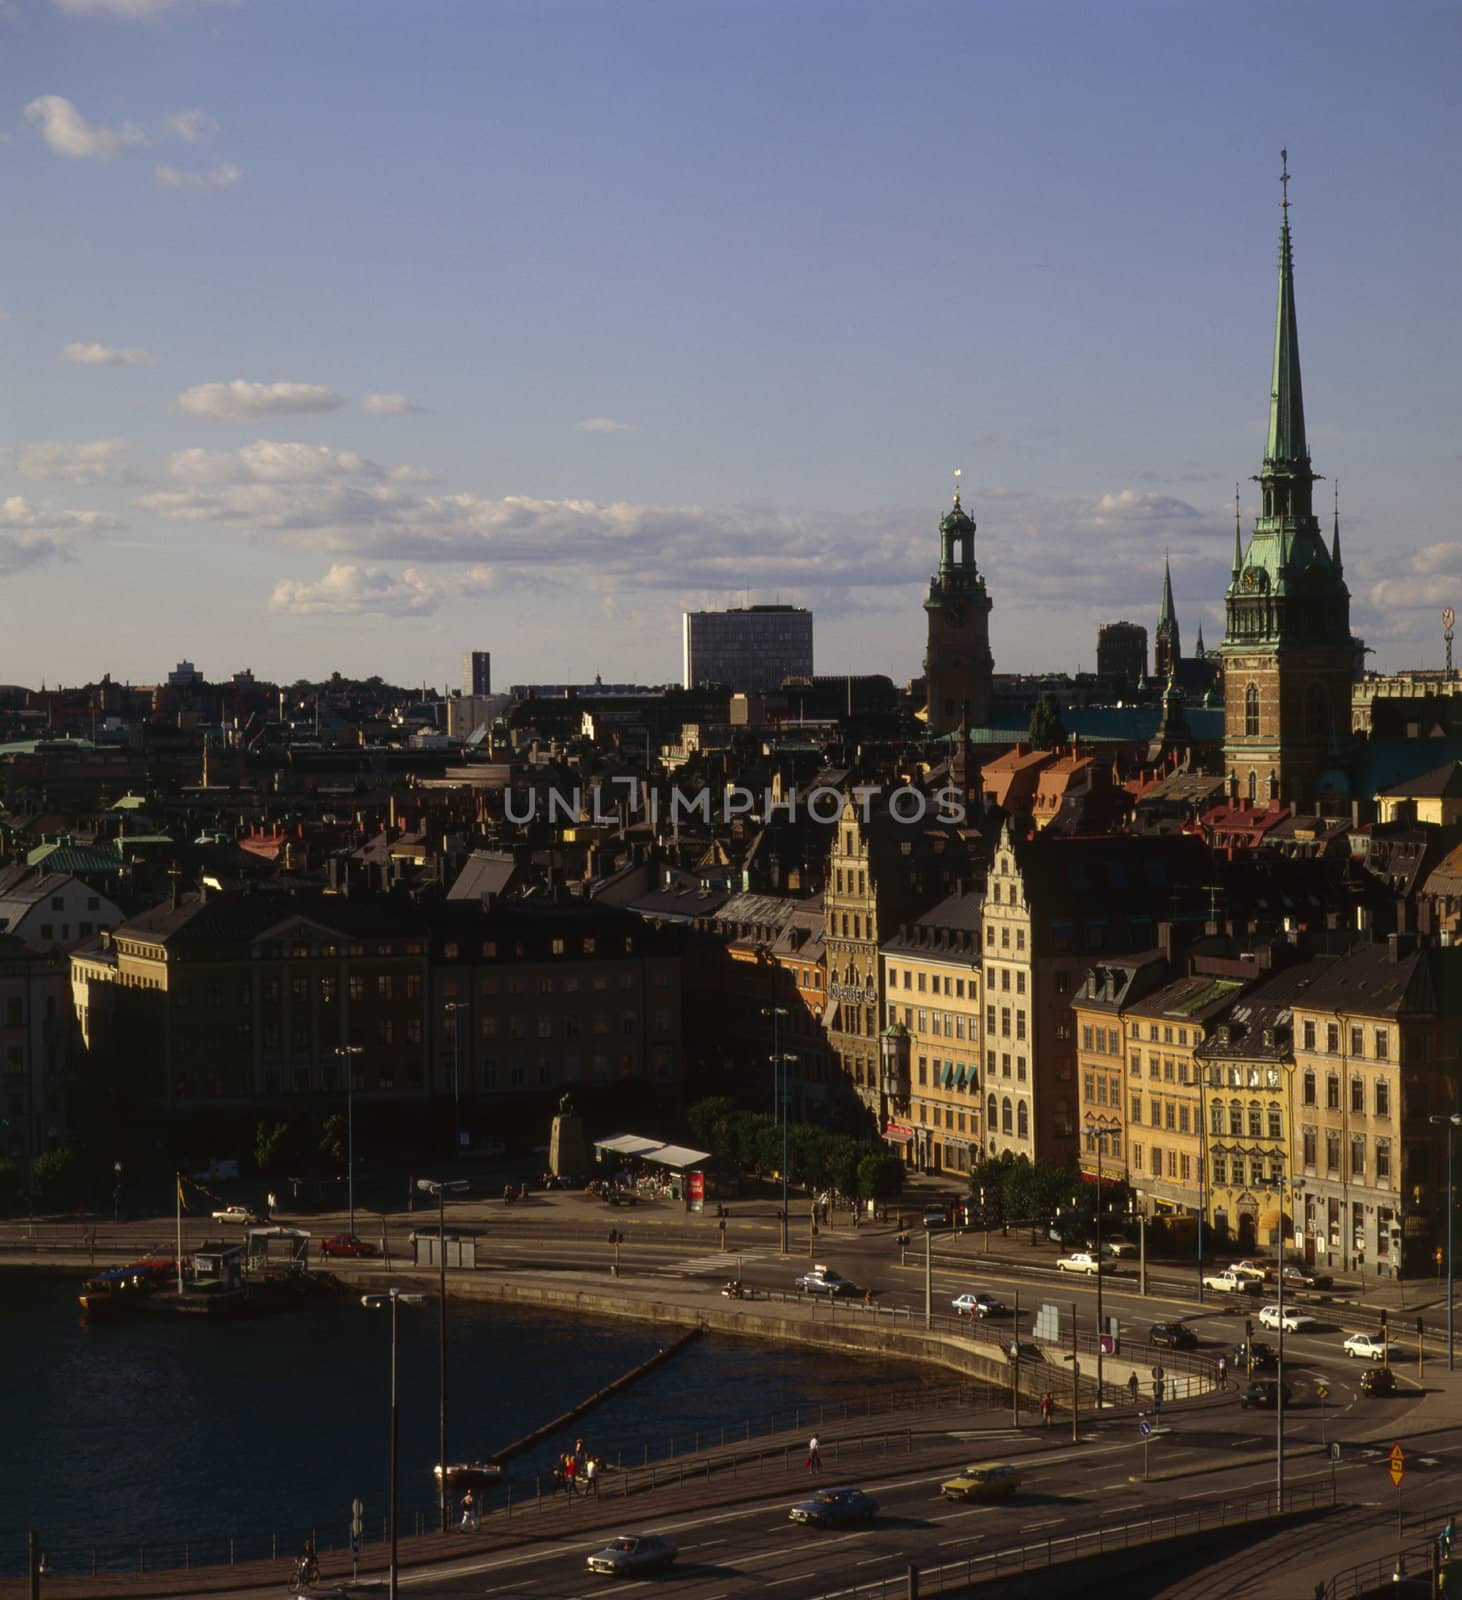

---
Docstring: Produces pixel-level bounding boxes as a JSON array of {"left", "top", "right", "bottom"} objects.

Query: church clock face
[{"left": 1242, "top": 568, "right": 1257, "bottom": 590}]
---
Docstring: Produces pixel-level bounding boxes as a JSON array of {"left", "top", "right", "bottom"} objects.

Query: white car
[
  {"left": 1257, "top": 1303, "right": 1316, "bottom": 1332},
  {"left": 1057, "top": 1251, "right": 1110, "bottom": 1275},
  {"left": 952, "top": 1291, "right": 1004, "bottom": 1318},
  {"left": 1343, "top": 1332, "right": 1400, "bottom": 1362},
  {"left": 211, "top": 1204, "right": 261, "bottom": 1224}
]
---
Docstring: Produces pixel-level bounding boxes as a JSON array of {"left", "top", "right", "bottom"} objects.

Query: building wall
[
  {"left": 1074, "top": 1004, "right": 1127, "bottom": 1182},
  {"left": 980, "top": 841, "right": 1037, "bottom": 1161},
  {"left": 882, "top": 947, "right": 982, "bottom": 1173},
  {"left": 1222, "top": 646, "right": 1355, "bottom": 806},
  {"left": 1126, "top": 1014, "right": 1205, "bottom": 1218},
  {"left": 682, "top": 607, "right": 813, "bottom": 692},
  {"left": 823, "top": 797, "right": 882, "bottom": 1114}
]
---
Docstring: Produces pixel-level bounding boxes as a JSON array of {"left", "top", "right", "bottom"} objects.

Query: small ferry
[
  {"left": 79, "top": 1258, "right": 178, "bottom": 1319},
  {"left": 433, "top": 1461, "right": 503, "bottom": 1492}
]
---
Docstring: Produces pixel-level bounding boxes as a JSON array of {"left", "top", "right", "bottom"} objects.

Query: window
[
  {"left": 1179, "top": 1153, "right": 1191, "bottom": 1182},
  {"left": 1001, "top": 1098, "right": 1013, "bottom": 1134},
  {"left": 377, "top": 976, "right": 394, "bottom": 1000},
  {"left": 1267, "top": 1106, "right": 1282, "bottom": 1139},
  {"left": 1326, "top": 1131, "right": 1341, "bottom": 1174},
  {"left": 1375, "top": 1029, "right": 1389, "bottom": 1061},
  {"left": 1131, "top": 1095, "right": 1142, "bottom": 1124},
  {"left": 1376, "top": 1079, "right": 1390, "bottom": 1118},
  {"left": 1131, "top": 1051, "right": 1141, "bottom": 1077},
  {"left": 1326, "top": 1023, "right": 1339, "bottom": 1053},
  {"left": 1248, "top": 1105, "right": 1262, "bottom": 1138},
  {"left": 1210, "top": 1104, "right": 1223, "bottom": 1135},
  {"left": 1164, "top": 1102, "right": 1175, "bottom": 1130},
  {"left": 1015, "top": 1012, "right": 1026, "bottom": 1042},
  {"left": 1017, "top": 1102, "right": 1029, "bottom": 1139},
  {"left": 1326, "top": 1074, "right": 1340, "bottom": 1110},
  {"left": 1303, "top": 1069, "right": 1316, "bottom": 1106},
  {"left": 1000, "top": 1007, "right": 1011, "bottom": 1038},
  {"left": 1376, "top": 1139, "right": 1391, "bottom": 1181},
  {"left": 988, "top": 1094, "right": 997, "bottom": 1130},
  {"left": 1302, "top": 1127, "right": 1317, "bottom": 1167},
  {"left": 1178, "top": 1104, "right": 1189, "bottom": 1133},
  {"left": 1016, "top": 929, "right": 1025, "bottom": 951},
  {"left": 1350, "top": 1135, "right": 1366, "bottom": 1179},
  {"left": 1303, "top": 1020, "right": 1315, "bottom": 1050},
  {"left": 1351, "top": 1076, "right": 1365, "bottom": 1114},
  {"left": 1168, "top": 1150, "right": 1178, "bottom": 1179},
  {"left": 986, "top": 1005, "right": 996, "bottom": 1033},
  {"left": 1350, "top": 1026, "right": 1364, "bottom": 1058},
  {"left": 1244, "top": 683, "right": 1259, "bottom": 736},
  {"left": 1212, "top": 1154, "right": 1227, "bottom": 1185},
  {"left": 1229, "top": 1104, "right": 1243, "bottom": 1136}
]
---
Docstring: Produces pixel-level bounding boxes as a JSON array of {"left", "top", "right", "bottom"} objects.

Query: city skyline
[{"left": 4, "top": 1, "right": 1460, "bottom": 691}]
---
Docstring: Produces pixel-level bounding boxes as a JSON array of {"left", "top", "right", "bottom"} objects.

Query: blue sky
[{"left": 4, "top": 0, "right": 1460, "bottom": 692}]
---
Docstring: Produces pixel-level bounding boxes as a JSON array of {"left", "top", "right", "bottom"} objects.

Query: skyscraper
[
  {"left": 681, "top": 606, "right": 813, "bottom": 691},
  {"left": 1220, "top": 153, "right": 1361, "bottom": 807},
  {"left": 463, "top": 651, "right": 492, "bottom": 697}
]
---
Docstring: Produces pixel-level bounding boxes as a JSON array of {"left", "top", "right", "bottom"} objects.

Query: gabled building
[
  {"left": 0, "top": 869, "right": 124, "bottom": 947},
  {"left": 1072, "top": 952, "right": 1170, "bottom": 1186}
]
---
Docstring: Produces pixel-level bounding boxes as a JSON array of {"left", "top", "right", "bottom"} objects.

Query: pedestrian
[
  {"left": 584, "top": 1456, "right": 599, "bottom": 1497},
  {"left": 1217, "top": 1356, "right": 1228, "bottom": 1391},
  {"left": 459, "top": 1489, "right": 478, "bottom": 1532},
  {"left": 267, "top": 1189, "right": 278, "bottom": 1218},
  {"left": 574, "top": 1437, "right": 586, "bottom": 1467},
  {"left": 1040, "top": 1391, "right": 1053, "bottom": 1428},
  {"left": 1127, "top": 1372, "right": 1140, "bottom": 1405},
  {"left": 565, "top": 1454, "right": 578, "bottom": 1493},
  {"left": 807, "top": 1434, "right": 821, "bottom": 1474}
]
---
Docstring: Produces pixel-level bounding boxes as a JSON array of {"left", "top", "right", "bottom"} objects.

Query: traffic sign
[
  {"left": 351, "top": 1497, "right": 364, "bottom": 1537},
  {"left": 1140, "top": 1419, "right": 1152, "bottom": 1437},
  {"left": 1388, "top": 1442, "right": 1405, "bottom": 1487},
  {"left": 1329, "top": 1443, "right": 1341, "bottom": 1463},
  {"left": 1151, "top": 1364, "right": 1165, "bottom": 1381},
  {"left": 1316, "top": 1382, "right": 1330, "bottom": 1401}
]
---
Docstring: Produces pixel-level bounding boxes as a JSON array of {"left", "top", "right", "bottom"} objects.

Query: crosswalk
[{"left": 674, "top": 1250, "right": 763, "bottom": 1277}]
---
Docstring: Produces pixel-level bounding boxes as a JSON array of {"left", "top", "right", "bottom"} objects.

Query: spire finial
[
  {"left": 953, "top": 467, "right": 962, "bottom": 509},
  {"left": 1280, "top": 147, "right": 1290, "bottom": 219},
  {"left": 1332, "top": 478, "right": 1343, "bottom": 570},
  {"left": 1232, "top": 482, "right": 1243, "bottom": 575}
]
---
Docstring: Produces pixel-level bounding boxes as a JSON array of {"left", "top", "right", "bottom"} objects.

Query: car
[
  {"left": 211, "top": 1205, "right": 261, "bottom": 1225},
  {"left": 1101, "top": 1235, "right": 1139, "bottom": 1259},
  {"left": 1343, "top": 1332, "right": 1401, "bottom": 1362},
  {"left": 1279, "top": 1264, "right": 1333, "bottom": 1289},
  {"left": 1148, "top": 1322, "right": 1199, "bottom": 1349},
  {"left": 795, "top": 1266, "right": 858, "bottom": 1297},
  {"left": 789, "top": 1486, "right": 879, "bottom": 1527},
  {"left": 1240, "top": 1378, "right": 1293, "bottom": 1409},
  {"left": 1231, "top": 1260, "right": 1272, "bottom": 1282},
  {"left": 1233, "top": 1340, "right": 1278, "bottom": 1371},
  {"left": 1204, "top": 1269, "right": 1264, "bottom": 1295},
  {"left": 940, "top": 1461, "right": 1022, "bottom": 1502},
  {"left": 584, "top": 1533, "right": 678, "bottom": 1577},
  {"left": 1056, "top": 1251, "right": 1110, "bottom": 1275},
  {"left": 1360, "top": 1365, "right": 1399, "bottom": 1397},
  {"left": 952, "top": 1291, "right": 1004, "bottom": 1318},
  {"left": 1006, "top": 1339, "right": 1045, "bottom": 1363},
  {"left": 1257, "top": 1303, "right": 1317, "bottom": 1333},
  {"left": 921, "top": 1209, "right": 949, "bottom": 1230},
  {"left": 320, "top": 1233, "right": 376, "bottom": 1258}
]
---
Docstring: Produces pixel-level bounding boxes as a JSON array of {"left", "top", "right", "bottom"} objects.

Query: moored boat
[{"left": 79, "top": 1258, "right": 178, "bottom": 1318}]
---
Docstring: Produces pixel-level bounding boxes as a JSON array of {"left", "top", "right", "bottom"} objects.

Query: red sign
[
  {"left": 884, "top": 1124, "right": 914, "bottom": 1146},
  {"left": 687, "top": 1170, "right": 705, "bottom": 1204}
]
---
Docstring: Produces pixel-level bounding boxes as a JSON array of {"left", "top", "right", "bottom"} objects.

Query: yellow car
[{"left": 940, "top": 1462, "right": 1022, "bottom": 1502}]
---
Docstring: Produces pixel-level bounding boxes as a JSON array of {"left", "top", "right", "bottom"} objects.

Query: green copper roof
[{"left": 1265, "top": 213, "right": 1309, "bottom": 473}]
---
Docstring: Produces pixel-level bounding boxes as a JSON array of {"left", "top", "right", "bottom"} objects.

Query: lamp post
[
  {"left": 1267, "top": 1165, "right": 1304, "bottom": 1507},
  {"left": 764, "top": 1004, "right": 791, "bottom": 1252},
  {"left": 443, "top": 1003, "right": 464, "bottom": 1158},
  {"left": 1429, "top": 1114, "right": 1462, "bottom": 1370},
  {"left": 112, "top": 1160, "right": 122, "bottom": 1224},
  {"left": 1083, "top": 1121, "right": 1120, "bottom": 1405},
  {"left": 363, "top": 1288, "right": 418, "bottom": 1600},
  {"left": 335, "top": 1045, "right": 364, "bottom": 1236},
  {"left": 417, "top": 1177, "right": 468, "bottom": 1532}
]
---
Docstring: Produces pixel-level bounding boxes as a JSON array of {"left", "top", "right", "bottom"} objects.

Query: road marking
[{"left": 938, "top": 1533, "right": 987, "bottom": 1546}]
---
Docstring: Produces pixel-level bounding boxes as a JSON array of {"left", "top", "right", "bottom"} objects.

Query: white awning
[
  {"left": 646, "top": 1143, "right": 712, "bottom": 1170},
  {"left": 593, "top": 1133, "right": 666, "bottom": 1158},
  {"left": 591, "top": 1134, "right": 712, "bottom": 1170}
]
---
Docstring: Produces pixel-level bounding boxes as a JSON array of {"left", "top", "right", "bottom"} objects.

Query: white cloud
[
  {"left": 62, "top": 340, "right": 156, "bottom": 367},
  {"left": 0, "top": 495, "right": 109, "bottom": 573},
  {"left": 361, "top": 392, "right": 421, "bottom": 416},
  {"left": 52, "top": 0, "right": 200, "bottom": 17},
  {"left": 576, "top": 417, "right": 634, "bottom": 433},
  {"left": 175, "top": 380, "right": 346, "bottom": 420},
  {"left": 155, "top": 161, "right": 243, "bottom": 192},
  {"left": 163, "top": 107, "right": 218, "bottom": 143},
  {"left": 25, "top": 95, "right": 147, "bottom": 159},
  {"left": 270, "top": 564, "right": 440, "bottom": 618},
  {"left": 164, "top": 440, "right": 389, "bottom": 485},
  {"left": 14, "top": 438, "right": 128, "bottom": 484}
]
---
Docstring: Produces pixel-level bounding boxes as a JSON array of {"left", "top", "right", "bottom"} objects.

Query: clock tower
[
  {"left": 1221, "top": 153, "right": 1361, "bottom": 806},
  {"left": 923, "top": 480, "right": 994, "bottom": 736}
]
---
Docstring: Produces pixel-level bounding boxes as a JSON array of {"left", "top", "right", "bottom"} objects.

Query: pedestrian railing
[{"left": 1318, "top": 1504, "right": 1461, "bottom": 1599}]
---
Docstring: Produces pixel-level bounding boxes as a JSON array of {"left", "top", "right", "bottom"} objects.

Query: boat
[
  {"left": 79, "top": 1258, "right": 178, "bottom": 1318},
  {"left": 433, "top": 1461, "right": 503, "bottom": 1491}
]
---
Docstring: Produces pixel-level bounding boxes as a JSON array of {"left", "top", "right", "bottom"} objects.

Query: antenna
[{"left": 1280, "top": 147, "right": 1290, "bottom": 218}]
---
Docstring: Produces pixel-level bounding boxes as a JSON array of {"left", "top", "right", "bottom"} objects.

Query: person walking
[
  {"left": 1040, "top": 1391, "right": 1053, "bottom": 1428},
  {"left": 807, "top": 1435, "right": 821, "bottom": 1474},
  {"left": 459, "top": 1489, "right": 478, "bottom": 1532},
  {"left": 584, "top": 1456, "right": 599, "bottom": 1497},
  {"left": 1217, "top": 1356, "right": 1228, "bottom": 1391},
  {"left": 1127, "top": 1371, "right": 1140, "bottom": 1405}
]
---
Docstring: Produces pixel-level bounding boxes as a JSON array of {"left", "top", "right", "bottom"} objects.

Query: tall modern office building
[
  {"left": 463, "top": 651, "right": 492, "bottom": 697},
  {"left": 681, "top": 605, "right": 813, "bottom": 691}
]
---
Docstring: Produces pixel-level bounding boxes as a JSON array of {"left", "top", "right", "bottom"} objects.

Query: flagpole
[{"left": 176, "top": 1173, "right": 184, "bottom": 1295}]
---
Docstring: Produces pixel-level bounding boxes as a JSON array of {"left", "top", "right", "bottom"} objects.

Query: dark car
[
  {"left": 1233, "top": 1340, "right": 1277, "bottom": 1371},
  {"left": 1149, "top": 1322, "right": 1198, "bottom": 1349},
  {"left": 320, "top": 1233, "right": 376, "bottom": 1258},
  {"left": 789, "top": 1486, "right": 879, "bottom": 1527},
  {"left": 1360, "top": 1365, "right": 1399, "bottom": 1397},
  {"left": 1240, "top": 1378, "right": 1293, "bottom": 1409}
]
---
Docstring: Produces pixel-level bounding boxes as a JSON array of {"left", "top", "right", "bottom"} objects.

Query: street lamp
[
  {"left": 764, "top": 1005, "right": 791, "bottom": 1253},
  {"left": 335, "top": 1044, "right": 364, "bottom": 1236},
  {"left": 364, "top": 1288, "right": 424, "bottom": 1600},
  {"left": 1429, "top": 1113, "right": 1462, "bottom": 1370},
  {"left": 1083, "top": 1121, "right": 1120, "bottom": 1405},
  {"left": 417, "top": 1177, "right": 469, "bottom": 1533},
  {"left": 1263, "top": 1163, "right": 1303, "bottom": 1507},
  {"left": 443, "top": 1003, "right": 464, "bottom": 1158},
  {"left": 113, "top": 1160, "right": 122, "bottom": 1224}
]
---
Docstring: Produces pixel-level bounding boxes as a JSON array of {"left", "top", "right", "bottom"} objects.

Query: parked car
[
  {"left": 789, "top": 1486, "right": 879, "bottom": 1527},
  {"left": 584, "top": 1533, "right": 677, "bottom": 1577},
  {"left": 1280, "top": 1264, "right": 1333, "bottom": 1289},
  {"left": 1057, "top": 1251, "right": 1110, "bottom": 1276},
  {"left": 1231, "top": 1260, "right": 1272, "bottom": 1282},
  {"left": 940, "top": 1462, "right": 1021, "bottom": 1502},
  {"left": 1343, "top": 1332, "right": 1401, "bottom": 1362},
  {"left": 1233, "top": 1340, "right": 1278, "bottom": 1371},
  {"left": 1240, "top": 1378, "right": 1292, "bottom": 1409},
  {"left": 1204, "top": 1269, "right": 1264, "bottom": 1295},
  {"left": 211, "top": 1205, "right": 261, "bottom": 1225},
  {"left": 952, "top": 1291, "right": 1004, "bottom": 1318},
  {"left": 1360, "top": 1365, "right": 1399, "bottom": 1397},
  {"left": 1258, "top": 1303, "right": 1317, "bottom": 1333},
  {"left": 1148, "top": 1322, "right": 1198, "bottom": 1350},
  {"left": 320, "top": 1234, "right": 376, "bottom": 1258},
  {"left": 795, "top": 1266, "right": 858, "bottom": 1297}
]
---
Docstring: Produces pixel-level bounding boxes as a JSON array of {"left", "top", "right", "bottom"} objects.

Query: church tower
[
  {"left": 923, "top": 477, "right": 994, "bottom": 736},
  {"left": 1154, "top": 555, "right": 1181, "bottom": 681},
  {"left": 1220, "top": 153, "right": 1360, "bottom": 806}
]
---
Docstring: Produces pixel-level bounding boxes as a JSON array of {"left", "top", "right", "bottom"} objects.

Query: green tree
[
  {"left": 255, "top": 1120, "right": 291, "bottom": 1173},
  {"left": 30, "top": 1148, "right": 79, "bottom": 1211},
  {"left": 855, "top": 1151, "right": 905, "bottom": 1202},
  {"left": 1027, "top": 692, "right": 1067, "bottom": 750},
  {"left": 319, "top": 1114, "right": 346, "bottom": 1170}
]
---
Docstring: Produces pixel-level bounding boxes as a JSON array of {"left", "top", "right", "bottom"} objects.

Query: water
[{"left": 2, "top": 1271, "right": 947, "bottom": 1573}]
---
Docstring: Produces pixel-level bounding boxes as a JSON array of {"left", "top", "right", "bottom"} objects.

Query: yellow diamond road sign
[{"left": 1388, "top": 1442, "right": 1405, "bottom": 1487}]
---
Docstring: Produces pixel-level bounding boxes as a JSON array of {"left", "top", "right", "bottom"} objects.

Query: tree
[
  {"left": 1027, "top": 692, "right": 1067, "bottom": 750},
  {"left": 855, "top": 1151, "right": 905, "bottom": 1202},
  {"left": 255, "top": 1120, "right": 291, "bottom": 1173},
  {"left": 31, "top": 1148, "right": 79, "bottom": 1211},
  {"left": 319, "top": 1114, "right": 346, "bottom": 1170}
]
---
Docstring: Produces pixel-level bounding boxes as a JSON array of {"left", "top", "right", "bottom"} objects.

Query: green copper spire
[
  {"left": 1232, "top": 483, "right": 1243, "bottom": 573},
  {"left": 1265, "top": 149, "right": 1309, "bottom": 472}
]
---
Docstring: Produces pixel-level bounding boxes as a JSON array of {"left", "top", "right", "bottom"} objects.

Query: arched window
[
  {"left": 1247, "top": 769, "right": 1257, "bottom": 803},
  {"left": 1001, "top": 1097, "right": 1013, "bottom": 1135},
  {"left": 987, "top": 1093, "right": 998, "bottom": 1131},
  {"left": 1245, "top": 683, "right": 1260, "bottom": 737},
  {"left": 1017, "top": 1102, "right": 1029, "bottom": 1139}
]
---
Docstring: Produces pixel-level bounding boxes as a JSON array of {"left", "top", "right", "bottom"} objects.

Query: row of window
[
  {"left": 916, "top": 1102, "right": 975, "bottom": 1134},
  {"left": 1128, "top": 1020, "right": 1199, "bottom": 1045},
  {"left": 915, "top": 1056, "right": 980, "bottom": 1091},
  {"left": 1130, "top": 1144, "right": 1194, "bottom": 1183},
  {"left": 984, "top": 1005, "right": 1027, "bottom": 1041},
  {"left": 984, "top": 924, "right": 1027, "bottom": 950},
  {"left": 1301, "top": 1070, "right": 1392, "bottom": 1116},
  {"left": 896, "top": 1006, "right": 975, "bottom": 1041},
  {"left": 888, "top": 967, "right": 978, "bottom": 999},
  {"left": 1080, "top": 1024, "right": 1120, "bottom": 1055},
  {"left": 1297, "top": 1127, "right": 1394, "bottom": 1181},
  {"left": 987, "top": 1095, "right": 1031, "bottom": 1139},
  {"left": 1299, "top": 1021, "right": 1391, "bottom": 1060},
  {"left": 1081, "top": 1072, "right": 1122, "bottom": 1108}
]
